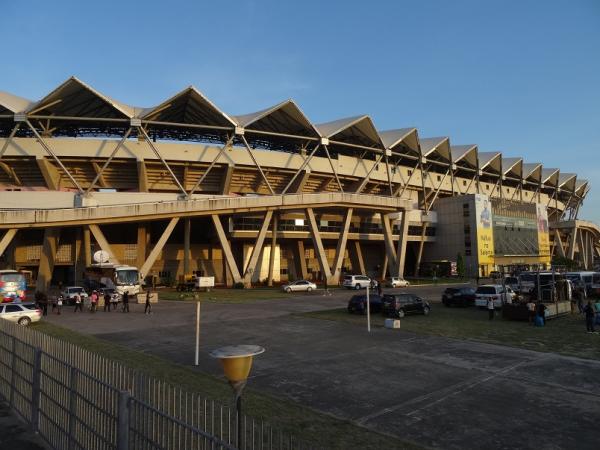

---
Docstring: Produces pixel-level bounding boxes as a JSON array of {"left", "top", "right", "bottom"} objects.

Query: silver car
[
  {"left": 0, "top": 303, "right": 42, "bottom": 326},
  {"left": 282, "top": 280, "right": 317, "bottom": 293}
]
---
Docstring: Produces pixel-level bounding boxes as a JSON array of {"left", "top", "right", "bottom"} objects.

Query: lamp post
[{"left": 210, "top": 345, "right": 265, "bottom": 448}]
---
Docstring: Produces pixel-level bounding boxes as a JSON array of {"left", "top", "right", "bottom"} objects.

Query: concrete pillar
[
  {"left": 306, "top": 208, "right": 332, "bottom": 283},
  {"left": 136, "top": 224, "right": 149, "bottom": 269},
  {"left": 414, "top": 222, "right": 428, "bottom": 277},
  {"left": 83, "top": 226, "right": 92, "bottom": 267},
  {"left": 0, "top": 229, "right": 18, "bottom": 263},
  {"left": 183, "top": 218, "right": 191, "bottom": 275},
  {"left": 330, "top": 208, "right": 353, "bottom": 285},
  {"left": 267, "top": 214, "right": 278, "bottom": 287},
  {"left": 395, "top": 211, "right": 410, "bottom": 278},
  {"left": 243, "top": 211, "right": 274, "bottom": 287},
  {"left": 296, "top": 241, "right": 308, "bottom": 280},
  {"left": 380, "top": 213, "right": 397, "bottom": 272},
  {"left": 211, "top": 215, "right": 242, "bottom": 285},
  {"left": 38, "top": 228, "right": 60, "bottom": 293},
  {"left": 381, "top": 252, "right": 388, "bottom": 279},
  {"left": 349, "top": 241, "right": 366, "bottom": 275}
]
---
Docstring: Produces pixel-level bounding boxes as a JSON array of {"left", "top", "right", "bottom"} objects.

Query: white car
[
  {"left": 281, "top": 280, "right": 317, "bottom": 293},
  {"left": 0, "top": 303, "right": 42, "bottom": 326},
  {"left": 61, "top": 286, "right": 89, "bottom": 304},
  {"left": 388, "top": 277, "right": 410, "bottom": 288},
  {"left": 475, "top": 284, "right": 515, "bottom": 308},
  {"left": 342, "top": 275, "right": 371, "bottom": 290}
]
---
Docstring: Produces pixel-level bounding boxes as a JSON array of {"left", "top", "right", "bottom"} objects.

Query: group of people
[{"left": 34, "top": 289, "right": 154, "bottom": 315}]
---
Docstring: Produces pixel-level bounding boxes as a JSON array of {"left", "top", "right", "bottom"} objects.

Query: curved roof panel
[
  {"left": 26, "top": 76, "right": 134, "bottom": 119},
  {"left": 141, "top": 86, "right": 236, "bottom": 128},
  {"left": 316, "top": 115, "right": 384, "bottom": 150},
  {"left": 420, "top": 137, "right": 451, "bottom": 163},
  {"left": 502, "top": 157, "right": 523, "bottom": 178},
  {"left": 233, "top": 99, "right": 319, "bottom": 138},
  {"left": 478, "top": 151, "right": 502, "bottom": 173},
  {"left": 522, "top": 163, "right": 542, "bottom": 183},
  {"left": 558, "top": 173, "right": 577, "bottom": 192},
  {"left": 378, "top": 128, "right": 419, "bottom": 155},
  {"left": 541, "top": 168, "right": 560, "bottom": 186},
  {"left": 451, "top": 144, "right": 478, "bottom": 168},
  {"left": 0, "top": 91, "right": 35, "bottom": 115}
]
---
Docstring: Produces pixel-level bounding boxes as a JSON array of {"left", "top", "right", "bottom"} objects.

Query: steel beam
[
  {"left": 281, "top": 143, "right": 320, "bottom": 195},
  {"left": 0, "top": 229, "right": 17, "bottom": 258},
  {"left": 380, "top": 213, "right": 398, "bottom": 271},
  {"left": 330, "top": 208, "right": 353, "bottom": 284},
  {"left": 322, "top": 145, "right": 344, "bottom": 193},
  {"left": 414, "top": 222, "right": 428, "bottom": 276},
  {"left": 395, "top": 211, "right": 410, "bottom": 278},
  {"left": 306, "top": 208, "right": 332, "bottom": 282},
  {"left": 188, "top": 136, "right": 234, "bottom": 197},
  {"left": 86, "top": 128, "right": 132, "bottom": 194},
  {"left": 243, "top": 210, "right": 274, "bottom": 286},
  {"left": 140, "top": 218, "right": 180, "bottom": 278},
  {"left": 211, "top": 215, "right": 242, "bottom": 284},
  {"left": 240, "top": 135, "right": 275, "bottom": 195}
]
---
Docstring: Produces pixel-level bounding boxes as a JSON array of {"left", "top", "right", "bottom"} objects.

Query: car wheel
[
  {"left": 285, "top": 287, "right": 291, "bottom": 293},
  {"left": 423, "top": 306, "right": 431, "bottom": 316},
  {"left": 18, "top": 317, "right": 31, "bottom": 326},
  {"left": 306, "top": 287, "right": 312, "bottom": 292},
  {"left": 355, "top": 284, "right": 360, "bottom": 290},
  {"left": 397, "top": 310, "right": 405, "bottom": 318}
]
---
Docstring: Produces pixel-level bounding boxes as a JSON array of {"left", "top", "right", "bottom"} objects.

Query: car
[
  {"left": 474, "top": 284, "right": 514, "bottom": 308},
  {"left": 61, "top": 286, "right": 89, "bottom": 305},
  {"left": 347, "top": 294, "right": 383, "bottom": 314},
  {"left": 504, "top": 276, "right": 519, "bottom": 293},
  {"left": 489, "top": 271, "right": 502, "bottom": 280},
  {"left": 281, "top": 280, "right": 317, "bottom": 293},
  {"left": 342, "top": 275, "right": 372, "bottom": 290},
  {"left": 382, "top": 294, "right": 431, "bottom": 318},
  {"left": 98, "top": 287, "right": 121, "bottom": 303},
  {"left": 0, "top": 303, "right": 42, "bottom": 326},
  {"left": 441, "top": 287, "right": 476, "bottom": 307},
  {"left": 387, "top": 277, "right": 410, "bottom": 288}
]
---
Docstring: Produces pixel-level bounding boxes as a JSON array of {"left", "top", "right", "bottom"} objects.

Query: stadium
[{"left": 0, "top": 76, "right": 598, "bottom": 291}]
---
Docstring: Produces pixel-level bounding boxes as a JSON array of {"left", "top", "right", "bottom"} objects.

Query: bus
[
  {"left": 565, "top": 272, "right": 597, "bottom": 291},
  {"left": 0, "top": 270, "right": 27, "bottom": 303},
  {"left": 84, "top": 264, "right": 141, "bottom": 296}
]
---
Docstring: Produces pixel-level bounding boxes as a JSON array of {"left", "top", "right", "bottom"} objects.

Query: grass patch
[
  {"left": 300, "top": 307, "right": 600, "bottom": 360},
  {"left": 31, "top": 321, "right": 421, "bottom": 450}
]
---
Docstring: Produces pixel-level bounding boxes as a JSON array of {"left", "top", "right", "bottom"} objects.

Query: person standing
[
  {"left": 584, "top": 300, "right": 596, "bottom": 333},
  {"left": 377, "top": 282, "right": 383, "bottom": 296},
  {"left": 90, "top": 291, "right": 98, "bottom": 313},
  {"left": 144, "top": 289, "right": 152, "bottom": 314},
  {"left": 122, "top": 291, "right": 130, "bottom": 313},
  {"left": 536, "top": 302, "right": 547, "bottom": 326},
  {"left": 56, "top": 295, "right": 63, "bottom": 315},
  {"left": 110, "top": 293, "right": 118, "bottom": 310},
  {"left": 526, "top": 300, "right": 536, "bottom": 324},
  {"left": 487, "top": 297, "right": 495, "bottom": 320},
  {"left": 103, "top": 292, "right": 111, "bottom": 312},
  {"left": 74, "top": 293, "right": 82, "bottom": 312}
]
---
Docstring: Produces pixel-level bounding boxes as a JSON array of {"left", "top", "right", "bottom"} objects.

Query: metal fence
[{"left": 0, "top": 320, "right": 314, "bottom": 450}]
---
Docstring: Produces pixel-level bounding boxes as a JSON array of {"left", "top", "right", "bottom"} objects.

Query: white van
[
  {"left": 343, "top": 275, "right": 371, "bottom": 290},
  {"left": 565, "top": 272, "right": 597, "bottom": 291},
  {"left": 475, "top": 285, "right": 515, "bottom": 308}
]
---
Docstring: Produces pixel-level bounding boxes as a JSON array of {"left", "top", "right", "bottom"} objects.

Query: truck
[{"left": 84, "top": 264, "right": 141, "bottom": 296}]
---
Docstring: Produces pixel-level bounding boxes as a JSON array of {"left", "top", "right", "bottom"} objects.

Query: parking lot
[{"left": 43, "top": 283, "right": 600, "bottom": 449}]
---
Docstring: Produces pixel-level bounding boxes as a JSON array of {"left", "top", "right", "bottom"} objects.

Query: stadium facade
[{"left": 0, "top": 77, "right": 598, "bottom": 291}]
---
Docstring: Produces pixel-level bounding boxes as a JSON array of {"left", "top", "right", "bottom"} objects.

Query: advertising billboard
[
  {"left": 474, "top": 194, "right": 495, "bottom": 264},
  {"left": 536, "top": 203, "right": 551, "bottom": 260}
]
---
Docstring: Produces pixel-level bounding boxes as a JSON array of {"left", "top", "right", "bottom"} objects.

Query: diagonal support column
[
  {"left": 86, "top": 128, "right": 132, "bottom": 194},
  {"left": 295, "top": 241, "right": 308, "bottom": 280},
  {"left": 349, "top": 241, "right": 366, "bottom": 275},
  {"left": 37, "top": 228, "right": 60, "bottom": 293},
  {"left": 354, "top": 155, "right": 384, "bottom": 194},
  {"left": 240, "top": 135, "right": 275, "bottom": 195},
  {"left": 567, "top": 227, "right": 578, "bottom": 260},
  {"left": 88, "top": 224, "right": 121, "bottom": 265},
  {"left": 395, "top": 211, "right": 410, "bottom": 278},
  {"left": 414, "top": 222, "right": 428, "bottom": 276},
  {"left": 380, "top": 213, "right": 398, "bottom": 272},
  {"left": 330, "top": 208, "right": 353, "bottom": 284},
  {"left": 553, "top": 229, "right": 565, "bottom": 258},
  {"left": 322, "top": 145, "right": 344, "bottom": 192},
  {"left": 211, "top": 215, "right": 242, "bottom": 284},
  {"left": 140, "top": 218, "right": 180, "bottom": 278},
  {"left": 281, "top": 144, "right": 319, "bottom": 194},
  {"left": 0, "top": 229, "right": 18, "bottom": 259},
  {"left": 25, "top": 120, "right": 84, "bottom": 194},
  {"left": 0, "top": 123, "right": 20, "bottom": 158},
  {"left": 243, "top": 210, "right": 274, "bottom": 286},
  {"left": 188, "top": 136, "right": 234, "bottom": 197},
  {"left": 138, "top": 126, "right": 187, "bottom": 196},
  {"left": 267, "top": 214, "right": 278, "bottom": 287},
  {"left": 306, "top": 208, "right": 332, "bottom": 282}
]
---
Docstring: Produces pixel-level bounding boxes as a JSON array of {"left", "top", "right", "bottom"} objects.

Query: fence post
[
  {"left": 67, "top": 367, "right": 78, "bottom": 450},
  {"left": 117, "top": 390, "right": 130, "bottom": 450},
  {"left": 30, "top": 348, "right": 42, "bottom": 432},
  {"left": 9, "top": 336, "right": 16, "bottom": 407}
]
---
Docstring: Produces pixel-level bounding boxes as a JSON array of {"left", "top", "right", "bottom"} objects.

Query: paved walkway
[{"left": 0, "top": 401, "right": 48, "bottom": 450}]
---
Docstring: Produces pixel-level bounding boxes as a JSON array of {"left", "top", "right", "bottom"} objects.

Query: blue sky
[{"left": 1, "top": 0, "right": 599, "bottom": 221}]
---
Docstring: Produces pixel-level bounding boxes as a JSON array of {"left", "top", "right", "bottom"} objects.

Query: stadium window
[
  {"left": 463, "top": 180, "right": 467, "bottom": 186},
  {"left": 437, "top": 175, "right": 441, "bottom": 182},
  {"left": 407, "top": 170, "right": 412, "bottom": 176}
]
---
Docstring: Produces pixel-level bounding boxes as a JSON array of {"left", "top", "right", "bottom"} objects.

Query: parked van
[
  {"left": 475, "top": 285, "right": 515, "bottom": 308},
  {"left": 565, "top": 272, "right": 597, "bottom": 291},
  {"left": 342, "top": 275, "right": 371, "bottom": 290}
]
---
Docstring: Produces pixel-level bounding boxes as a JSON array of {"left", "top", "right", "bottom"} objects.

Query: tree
[{"left": 456, "top": 253, "right": 466, "bottom": 278}]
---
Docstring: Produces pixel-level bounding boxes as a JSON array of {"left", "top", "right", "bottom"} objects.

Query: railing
[{"left": 0, "top": 319, "right": 316, "bottom": 450}]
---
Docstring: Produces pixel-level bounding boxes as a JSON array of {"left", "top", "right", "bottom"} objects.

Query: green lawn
[
  {"left": 31, "top": 321, "right": 421, "bottom": 450},
  {"left": 300, "top": 306, "right": 600, "bottom": 360}
]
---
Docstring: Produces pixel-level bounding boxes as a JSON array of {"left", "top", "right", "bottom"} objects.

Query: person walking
[
  {"left": 526, "top": 300, "right": 536, "bottom": 324},
  {"left": 103, "top": 292, "right": 111, "bottom": 312},
  {"left": 487, "top": 297, "right": 495, "bottom": 320},
  {"left": 110, "top": 293, "right": 118, "bottom": 310},
  {"left": 144, "top": 289, "right": 152, "bottom": 314},
  {"left": 74, "top": 293, "right": 83, "bottom": 312},
  {"left": 122, "top": 291, "right": 130, "bottom": 313},
  {"left": 536, "top": 302, "right": 547, "bottom": 326},
  {"left": 90, "top": 291, "right": 98, "bottom": 313},
  {"left": 584, "top": 300, "right": 596, "bottom": 333},
  {"left": 56, "top": 295, "right": 63, "bottom": 315}
]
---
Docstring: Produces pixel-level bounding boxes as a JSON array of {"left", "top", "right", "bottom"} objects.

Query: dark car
[
  {"left": 442, "top": 287, "right": 476, "bottom": 307},
  {"left": 382, "top": 294, "right": 431, "bottom": 318},
  {"left": 347, "top": 294, "right": 383, "bottom": 314}
]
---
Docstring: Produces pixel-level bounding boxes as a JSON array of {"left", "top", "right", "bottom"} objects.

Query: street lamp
[{"left": 210, "top": 345, "right": 265, "bottom": 448}]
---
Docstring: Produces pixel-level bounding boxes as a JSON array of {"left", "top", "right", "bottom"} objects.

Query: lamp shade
[{"left": 210, "top": 345, "right": 265, "bottom": 382}]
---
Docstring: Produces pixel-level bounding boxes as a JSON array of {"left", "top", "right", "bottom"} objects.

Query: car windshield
[
  {"left": 0, "top": 273, "right": 25, "bottom": 283},
  {"left": 476, "top": 287, "right": 497, "bottom": 295},
  {"left": 23, "top": 304, "right": 38, "bottom": 310},
  {"left": 344, "top": 276, "right": 352, "bottom": 281},
  {"left": 116, "top": 270, "right": 139, "bottom": 285}
]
